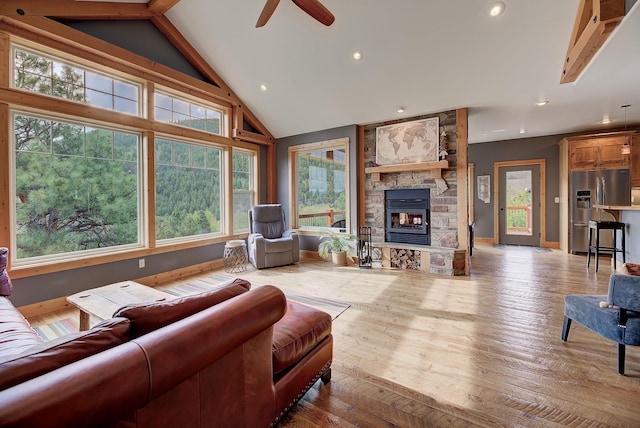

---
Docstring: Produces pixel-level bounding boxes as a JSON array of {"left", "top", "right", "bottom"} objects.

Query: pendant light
[{"left": 621, "top": 104, "right": 631, "bottom": 155}]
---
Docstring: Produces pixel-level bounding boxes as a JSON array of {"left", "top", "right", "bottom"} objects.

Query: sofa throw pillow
[
  {"left": 114, "top": 278, "right": 251, "bottom": 338},
  {"left": 0, "top": 317, "right": 130, "bottom": 391},
  {"left": 0, "top": 248, "right": 13, "bottom": 296}
]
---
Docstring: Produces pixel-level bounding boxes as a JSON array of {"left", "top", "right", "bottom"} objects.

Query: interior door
[{"left": 498, "top": 165, "right": 541, "bottom": 246}]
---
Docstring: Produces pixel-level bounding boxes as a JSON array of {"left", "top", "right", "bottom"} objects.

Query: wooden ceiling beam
[
  {"left": 561, "top": 0, "right": 625, "bottom": 84},
  {"left": 148, "top": 0, "right": 182, "bottom": 15},
  {"left": 0, "top": 0, "right": 153, "bottom": 19}
]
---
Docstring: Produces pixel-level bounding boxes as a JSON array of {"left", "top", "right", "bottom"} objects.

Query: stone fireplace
[{"left": 362, "top": 110, "right": 466, "bottom": 275}]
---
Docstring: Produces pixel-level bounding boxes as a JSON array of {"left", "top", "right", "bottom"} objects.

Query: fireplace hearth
[{"left": 385, "top": 189, "right": 430, "bottom": 246}]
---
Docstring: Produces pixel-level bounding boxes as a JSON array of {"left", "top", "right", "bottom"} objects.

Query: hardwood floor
[{"left": 28, "top": 245, "right": 640, "bottom": 427}]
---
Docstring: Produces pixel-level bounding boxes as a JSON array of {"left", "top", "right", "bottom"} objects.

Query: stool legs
[
  {"left": 587, "top": 222, "right": 626, "bottom": 273},
  {"left": 587, "top": 227, "right": 593, "bottom": 268},
  {"left": 595, "top": 226, "right": 600, "bottom": 272}
]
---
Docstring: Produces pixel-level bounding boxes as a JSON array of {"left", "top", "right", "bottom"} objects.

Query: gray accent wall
[
  {"left": 59, "top": 20, "right": 207, "bottom": 82},
  {"left": 11, "top": 244, "right": 226, "bottom": 307},
  {"left": 469, "top": 134, "right": 562, "bottom": 243},
  {"left": 276, "top": 125, "right": 358, "bottom": 252}
]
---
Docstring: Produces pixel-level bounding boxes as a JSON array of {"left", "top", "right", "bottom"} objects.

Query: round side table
[{"left": 224, "top": 240, "right": 248, "bottom": 273}]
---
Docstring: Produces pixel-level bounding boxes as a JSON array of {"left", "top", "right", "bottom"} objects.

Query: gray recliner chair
[{"left": 247, "top": 204, "right": 299, "bottom": 269}]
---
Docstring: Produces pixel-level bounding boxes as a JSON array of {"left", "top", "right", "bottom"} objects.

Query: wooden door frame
[{"left": 493, "top": 159, "right": 547, "bottom": 246}]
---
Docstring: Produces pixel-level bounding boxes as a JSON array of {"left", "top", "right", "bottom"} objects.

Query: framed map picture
[{"left": 375, "top": 117, "right": 439, "bottom": 165}]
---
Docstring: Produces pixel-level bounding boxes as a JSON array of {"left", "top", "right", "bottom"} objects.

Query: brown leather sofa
[{"left": 0, "top": 278, "right": 333, "bottom": 427}]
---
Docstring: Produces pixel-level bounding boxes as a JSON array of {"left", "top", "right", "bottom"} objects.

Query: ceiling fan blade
[
  {"left": 292, "top": 0, "right": 335, "bottom": 26},
  {"left": 256, "top": 0, "right": 281, "bottom": 28}
]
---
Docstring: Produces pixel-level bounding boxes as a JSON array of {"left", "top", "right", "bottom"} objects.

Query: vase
[{"left": 331, "top": 251, "right": 347, "bottom": 266}]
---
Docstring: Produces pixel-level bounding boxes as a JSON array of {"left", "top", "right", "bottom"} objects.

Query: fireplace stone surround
[{"left": 362, "top": 110, "right": 466, "bottom": 276}]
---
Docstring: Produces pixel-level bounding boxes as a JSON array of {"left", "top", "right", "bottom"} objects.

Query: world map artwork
[{"left": 375, "top": 117, "right": 439, "bottom": 165}]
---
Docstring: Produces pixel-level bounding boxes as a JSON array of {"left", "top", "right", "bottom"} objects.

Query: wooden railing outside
[
  {"left": 506, "top": 205, "right": 532, "bottom": 234},
  {"left": 298, "top": 209, "right": 346, "bottom": 228}
]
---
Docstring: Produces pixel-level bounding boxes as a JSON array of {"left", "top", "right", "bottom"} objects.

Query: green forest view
[
  {"left": 12, "top": 48, "right": 247, "bottom": 261},
  {"left": 296, "top": 149, "right": 346, "bottom": 227}
]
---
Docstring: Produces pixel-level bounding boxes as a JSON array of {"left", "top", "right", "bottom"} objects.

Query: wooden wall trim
[
  {"left": 148, "top": 0, "right": 182, "bottom": 15},
  {"left": 266, "top": 144, "right": 277, "bottom": 203},
  {"left": 456, "top": 108, "right": 470, "bottom": 275},
  {"left": 0, "top": 0, "right": 154, "bottom": 19},
  {"left": 357, "top": 125, "right": 365, "bottom": 227}
]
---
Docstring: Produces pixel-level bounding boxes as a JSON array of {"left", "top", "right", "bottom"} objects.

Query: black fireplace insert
[{"left": 385, "top": 189, "right": 430, "bottom": 246}]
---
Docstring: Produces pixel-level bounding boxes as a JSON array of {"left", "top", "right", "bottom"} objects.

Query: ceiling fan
[{"left": 256, "top": 0, "right": 335, "bottom": 28}]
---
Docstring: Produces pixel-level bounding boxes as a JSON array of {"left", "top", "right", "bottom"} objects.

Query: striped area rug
[
  {"left": 164, "top": 276, "right": 350, "bottom": 320},
  {"left": 34, "top": 318, "right": 79, "bottom": 341}
]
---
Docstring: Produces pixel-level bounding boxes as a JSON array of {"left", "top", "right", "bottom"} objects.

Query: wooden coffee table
[{"left": 67, "top": 281, "right": 174, "bottom": 330}]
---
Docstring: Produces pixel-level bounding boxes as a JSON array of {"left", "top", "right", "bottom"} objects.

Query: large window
[
  {"left": 13, "top": 46, "right": 141, "bottom": 116},
  {"left": 154, "top": 91, "right": 223, "bottom": 135},
  {"left": 232, "top": 150, "right": 255, "bottom": 232},
  {"left": 154, "top": 138, "right": 222, "bottom": 241},
  {"left": 5, "top": 36, "right": 258, "bottom": 270},
  {"left": 289, "top": 138, "right": 350, "bottom": 230},
  {"left": 12, "top": 113, "right": 141, "bottom": 263}
]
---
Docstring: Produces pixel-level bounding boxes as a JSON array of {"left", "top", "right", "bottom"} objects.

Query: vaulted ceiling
[{"left": 4, "top": 0, "right": 640, "bottom": 144}]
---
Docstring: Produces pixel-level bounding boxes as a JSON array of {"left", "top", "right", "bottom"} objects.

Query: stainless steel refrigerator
[{"left": 570, "top": 169, "right": 630, "bottom": 254}]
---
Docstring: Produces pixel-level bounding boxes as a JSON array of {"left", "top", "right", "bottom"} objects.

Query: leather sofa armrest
[{"left": 607, "top": 274, "right": 640, "bottom": 312}]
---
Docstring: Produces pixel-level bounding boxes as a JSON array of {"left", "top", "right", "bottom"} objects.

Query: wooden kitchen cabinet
[
  {"left": 567, "top": 132, "right": 633, "bottom": 170},
  {"left": 632, "top": 134, "right": 640, "bottom": 187}
]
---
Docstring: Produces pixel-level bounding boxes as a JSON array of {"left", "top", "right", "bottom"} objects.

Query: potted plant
[{"left": 317, "top": 228, "right": 357, "bottom": 265}]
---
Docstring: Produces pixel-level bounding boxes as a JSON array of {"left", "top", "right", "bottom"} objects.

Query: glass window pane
[
  {"left": 114, "top": 81, "right": 138, "bottom": 101},
  {"left": 114, "top": 133, "right": 138, "bottom": 162},
  {"left": 173, "top": 112, "right": 190, "bottom": 128},
  {"left": 191, "top": 146, "right": 206, "bottom": 168},
  {"left": 172, "top": 143, "right": 190, "bottom": 167},
  {"left": 13, "top": 113, "right": 140, "bottom": 260},
  {"left": 154, "top": 107, "right": 172, "bottom": 123},
  {"left": 14, "top": 116, "right": 52, "bottom": 153},
  {"left": 85, "top": 72, "right": 112, "bottom": 93},
  {"left": 155, "top": 140, "right": 221, "bottom": 240},
  {"left": 114, "top": 97, "right": 138, "bottom": 115},
  {"left": 232, "top": 152, "right": 253, "bottom": 232},
  {"left": 86, "top": 88, "right": 113, "bottom": 110},
  {"left": 86, "top": 127, "right": 113, "bottom": 159},
  {"left": 295, "top": 145, "right": 347, "bottom": 229},
  {"left": 173, "top": 99, "right": 189, "bottom": 115},
  {"left": 154, "top": 92, "right": 172, "bottom": 110},
  {"left": 505, "top": 170, "right": 533, "bottom": 236},
  {"left": 52, "top": 122, "right": 85, "bottom": 157},
  {"left": 155, "top": 139, "right": 173, "bottom": 165}
]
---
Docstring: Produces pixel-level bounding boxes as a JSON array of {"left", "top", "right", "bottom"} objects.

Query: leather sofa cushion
[
  {"left": 0, "top": 316, "right": 130, "bottom": 391},
  {"left": 272, "top": 300, "right": 332, "bottom": 375},
  {"left": 0, "top": 297, "right": 43, "bottom": 360},
  {"left": 114, "top": 278, "right": 251, "bottom": 338}
]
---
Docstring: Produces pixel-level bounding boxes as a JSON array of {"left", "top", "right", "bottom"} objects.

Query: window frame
[
  {"left": 231, "top": 148, "right": 258, "bottom": 234},
  {"left": 288, "top": 137, "right": 350, "bottom": 233},
  {"left": 153, "top": 134, "right": 225, "bottom": 245},
  {"left": 9, "top": 110, "right": 146, "bottom": 266},
  {"left": 11, "top": 43, "right": 144, "bottom": 117},
  {"left": 153, "top": 86, "right": 227, "bottom": 137}
]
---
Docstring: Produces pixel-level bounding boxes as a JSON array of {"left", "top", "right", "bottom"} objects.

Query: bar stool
[{"left": 587, "top": 221, "right": 626, "bottom": 272}]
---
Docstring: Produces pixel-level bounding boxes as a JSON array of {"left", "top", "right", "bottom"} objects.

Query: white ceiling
[{"left": 147, "top": 1, "right": 638, "bottom": 143}]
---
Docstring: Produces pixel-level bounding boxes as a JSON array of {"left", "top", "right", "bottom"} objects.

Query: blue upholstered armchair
[
  {"left": 562, "top": 273, "right": 640, "bottom": 375},
  {"left": 247, "top": 204, "right": 299, "bottom": 269}
]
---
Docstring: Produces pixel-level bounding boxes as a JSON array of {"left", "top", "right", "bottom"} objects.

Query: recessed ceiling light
[
  {"left": 396, "top": 106, "right": 406, "bottom": 114},
  {"left": 489, "top": 2, "right": 505, "bottom": 17},
  {"left": 519, "top": 128, "right": 527, "bottom": 134},
  {"left": 601, "top": 116, "right": 612, "bottom": 124},
  {"left": 353, "top": 50, "right": 363, "bottom": 61},
  {"left": 535, "top": 100, "right": 549, "bottom": 106},
  {"left": 259, "top": 84, "right": 268, "bottom": 92}
]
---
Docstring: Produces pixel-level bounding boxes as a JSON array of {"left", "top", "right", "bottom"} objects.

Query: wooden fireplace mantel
[{"left": 365, "top": 160, "right": 449, "bottom": 182}]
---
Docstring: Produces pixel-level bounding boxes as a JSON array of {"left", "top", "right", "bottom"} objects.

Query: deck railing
[
  {"left": 506, "top": 205, "right": 532, "bottom": 234},
  {"left": 298, "top": 209, "right": 346, "bottom": 228}
]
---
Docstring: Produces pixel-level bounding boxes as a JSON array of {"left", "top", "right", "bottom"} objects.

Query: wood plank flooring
[{"left": 28, "top": 245, "right": 640, "bottom": 427}]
